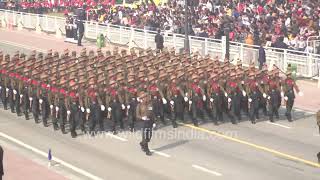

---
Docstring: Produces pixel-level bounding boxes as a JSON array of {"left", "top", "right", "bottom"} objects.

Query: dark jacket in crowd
[
  {"left": 155, "top": 33, "right": 164, "bottom": 50},
  {"left": 258, "top": 46, "right": 266, "bottom": 64}
]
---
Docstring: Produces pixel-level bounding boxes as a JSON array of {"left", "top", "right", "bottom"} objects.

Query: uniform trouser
[
  {"left": 141, "top": 120, "right": 153, "bottom": 152},
  {"left": 58, "top": 105, "right": 67, "bottom": 133},
  {"left": 40, "top": 98, "right": 49, "bottom": 126},
  {"left": 249, "top": 103, "right": 259, "bottom": 122},
  {"left": 269, "top": 104, "right": 279, "bottom": 121},
  {"left": 111, "top": 111, "right": 124, "bottom": 132},
  {"left": 259, "top": 98, "right": 268, "bottom": 116},
  {"left": 190, "top": 102, "right": 204, "bottom": 126},
  {"left": 8, "top": 90, "right": 15, "bottom": 113},
  {"left": 153, "top": 100, "right": 165, "bottom": 124},
  {"left": 69, "top": 104, "right": 78, "bottom": 136},
  {"left": 285, "top": 99, "right": 294, "bottom": 121},
  {"left": 52, "top": 105, "right": 59, "bottom": 130},
  {"left": 210, "top": 103, "right": 223, "bottom": 123},
  {"left": 89, "top": 109, "right": 104, "bottom": 132},
  {"left": 78, "top": 111, "right": 86, "bottom": 132},
  {"left": 31, "top": 97, "right": 40, "bottom": 123},
  {"left": 241, "top": 96, "right": 249, "bottom": 116},
  {"left": 15, "top": 93, "right": 21, "bottom": 116},
  {"left": 128, "top": 113, "right": 136, "bottom": 130},
  {"left": 22, "top": 96, "right": 29, "bottom": 120},
  {"left": 1, "top": 88, "right": 8, "bottom": 110}
]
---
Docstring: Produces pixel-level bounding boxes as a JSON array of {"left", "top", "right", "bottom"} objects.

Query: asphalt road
[
  {"left": 0, "top": 106, "right": 319, "bottom": 180},
  {"left": 0, "top": 28, "right": 320, "bottom": 180}
]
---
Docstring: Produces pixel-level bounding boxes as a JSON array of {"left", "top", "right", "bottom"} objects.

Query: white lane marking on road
[
  {"left": 150, "top": 150, "right": 171, "bottom": 158},
  {"left": 266, "top": 121, "right": 291, "bottom": 129},
  {"left": 0, "top": 132, "right": 104, "bottom": 180},
  {"left": 0, "top": 40, "right": 46, "bottom": 52},
  {"left": 106, "top": 133, "right": 128, "bottom": 142},
  {"left": 192, "top": 164, "right": 222, "bottom": 176}
]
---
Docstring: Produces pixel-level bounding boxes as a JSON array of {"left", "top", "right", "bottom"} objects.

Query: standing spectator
[
  {"left": 155, "top": 29, "right": 164, "bottom": 53},
  {"left": 258, "top": 44, "right": 266, "bottom": 70}
]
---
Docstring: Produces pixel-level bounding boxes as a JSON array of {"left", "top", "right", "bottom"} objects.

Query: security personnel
[
  {"left": 136, "top": 91, "right": 154, "bottom": 156},
  {"left": 226, "top": 73, "right": 240, "bottom": 124},
  {"left": 39, "top": 79, "right": 50, "bottom": 127}
]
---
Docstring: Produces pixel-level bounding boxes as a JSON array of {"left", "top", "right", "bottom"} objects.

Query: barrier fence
[{"left": 0, "top": 9, "right": 319, "bottom": 78}]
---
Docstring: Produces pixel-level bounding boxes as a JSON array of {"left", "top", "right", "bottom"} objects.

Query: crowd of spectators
[{"left": 1, "top": 0, "right": 320, "bottom": 53}]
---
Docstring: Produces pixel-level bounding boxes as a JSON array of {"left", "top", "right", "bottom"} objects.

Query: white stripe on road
[
  {"left": 266, "top": 121, "right": 291, "bottom": 129},
  {"left": 106, "top": 133, "right": 128, "bottom": 142},
  {"left": 150, "top": 150, "right": 171, "bottom": 158},
  {"left": 0, "top": 132, "right": 104, "bottom": 180},
  {"left": 192, "top": 164, "right": 222, "bottom": 176}
]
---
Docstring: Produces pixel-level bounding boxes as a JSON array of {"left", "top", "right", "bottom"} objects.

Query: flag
[{"left": 48, "top": 149, "right": 52, "bottom": 161}]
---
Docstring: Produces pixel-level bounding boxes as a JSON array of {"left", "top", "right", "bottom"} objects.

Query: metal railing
[{"left": 1, "top": 9, "right": 320, "bottom": 78}]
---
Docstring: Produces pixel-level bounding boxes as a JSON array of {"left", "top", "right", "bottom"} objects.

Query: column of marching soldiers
[{"left": 0, "top": 47, "right": 302, "bottom": 138}]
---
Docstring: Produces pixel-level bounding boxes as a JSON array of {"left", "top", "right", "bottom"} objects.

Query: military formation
[{"left": 0, "top": 47, "right": 302, "bottom": 139}]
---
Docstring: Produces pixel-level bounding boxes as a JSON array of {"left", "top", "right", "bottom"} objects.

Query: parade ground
[{"left": 0, "top": 28, "right": 320, "bottom": 180}]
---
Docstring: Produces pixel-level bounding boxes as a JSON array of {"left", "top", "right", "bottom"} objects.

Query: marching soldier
[
  {"left": 282, "top": 72, "right": 302, "bottom": 122},
  {"left": 136, "top": 91, "right": 154, "bottom": 156}
]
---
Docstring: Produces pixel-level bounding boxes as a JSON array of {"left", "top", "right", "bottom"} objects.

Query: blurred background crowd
[{"left": 1, "top": 0, "right": 319, "bottom": 53}]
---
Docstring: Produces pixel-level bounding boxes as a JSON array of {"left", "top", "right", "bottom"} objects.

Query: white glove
[
  {"left": 127, "top": 105, "right": 130, "bottom": 109},
  {"left": 242, "top": 91, "right": 246, "bottom": 97},
  {"left": 268, "top": 96, "right": 271, "bottom": 100},
  {"left": 137, "top": 97, "right": 141, "bottom": 102},
  {"left": 170, "top": 100, "right": 174, "bottom": 105},
  {"left": 67, "top": 110, "right": 71, "bottom": 115},
  {"left": 153, "top": 123, "right": 156, "bottom": 128},
  {"left": 248, "top": 98, "right": 252, "bottom": 102},
  {"left": 224, "top": 92, "right": 228, "bottom": 97},
  {"left": 0, "top": 86, "right": 2, "bottom": 90},
  {"left": 55, "top": 106, "right": 59, "bottom": 112},
  {"left": 50, "top": 105, "right": 53, "bottom": 109},
  {"left": 20, "top": 94, "right": 23, "bottom": 98},
  {"left": 121, "top": 104, "right": 125, "bottom": 110},
  {"left": 184, "top": 97, "right": 188, "bottom": 102},
  {"left": 108, "top": 107, "right": 112, "bottom": 112},
  {"left": 298, "top": 92, "right": 303, "bottom": 96},
  {"left": 86, "top": 108, "right": 91, "bottom": 113},
  {"left": 189, "top": 100, "right": 192, "bottom": 105},
  {"left": 202, "top": 95, "right": 206, "bottom": 101},
  {"left": 100, "top": 105, "right": 105, "bottom": 111},
  {"left": 162, "top": 98, "right": 167, "bottom": 104},
  {"left": 281, "top": 92, "right": 284, "bottom": 97},
  {"left": 284, "top": 96, "right": 288, "bottom": 101},
  {"left": 228, "top": 98, "right": 232, "bottom": 102},
  {"left": 185, "top": 93, "right": 188, "bottom": 97},
  {"left": 6, "top": 88, "right": 9, "bottom": 92},
  {"left": 13, "top": 90, "right": 17, "bottom": 94},
  {"left": 210, "top": 98, "right": 214, "bottom": 102},
  {"left": 263, "top": 93, "right": 267, "bottom": 98},
  {"left": 80, "top": 107, "right": 85, "bottom": 112},
  {"left": 241, "top": 81, "right": 244, "bottom": 84},
  {"left": 39, "top": 99, "right": 43, "bottom": 104},
  {"left": 153, "top": 96, "right": 157, "bottom": 99},
  {"left": 142, "top": 116, "right": 148, "bottom": 121},
  {"left": 29, "top": 97, "right": 33, "bottom": 101}
]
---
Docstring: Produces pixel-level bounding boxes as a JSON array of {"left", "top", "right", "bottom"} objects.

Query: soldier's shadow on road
[{"left": 153, "top": 140, "right": 189, "bottom": 151}]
